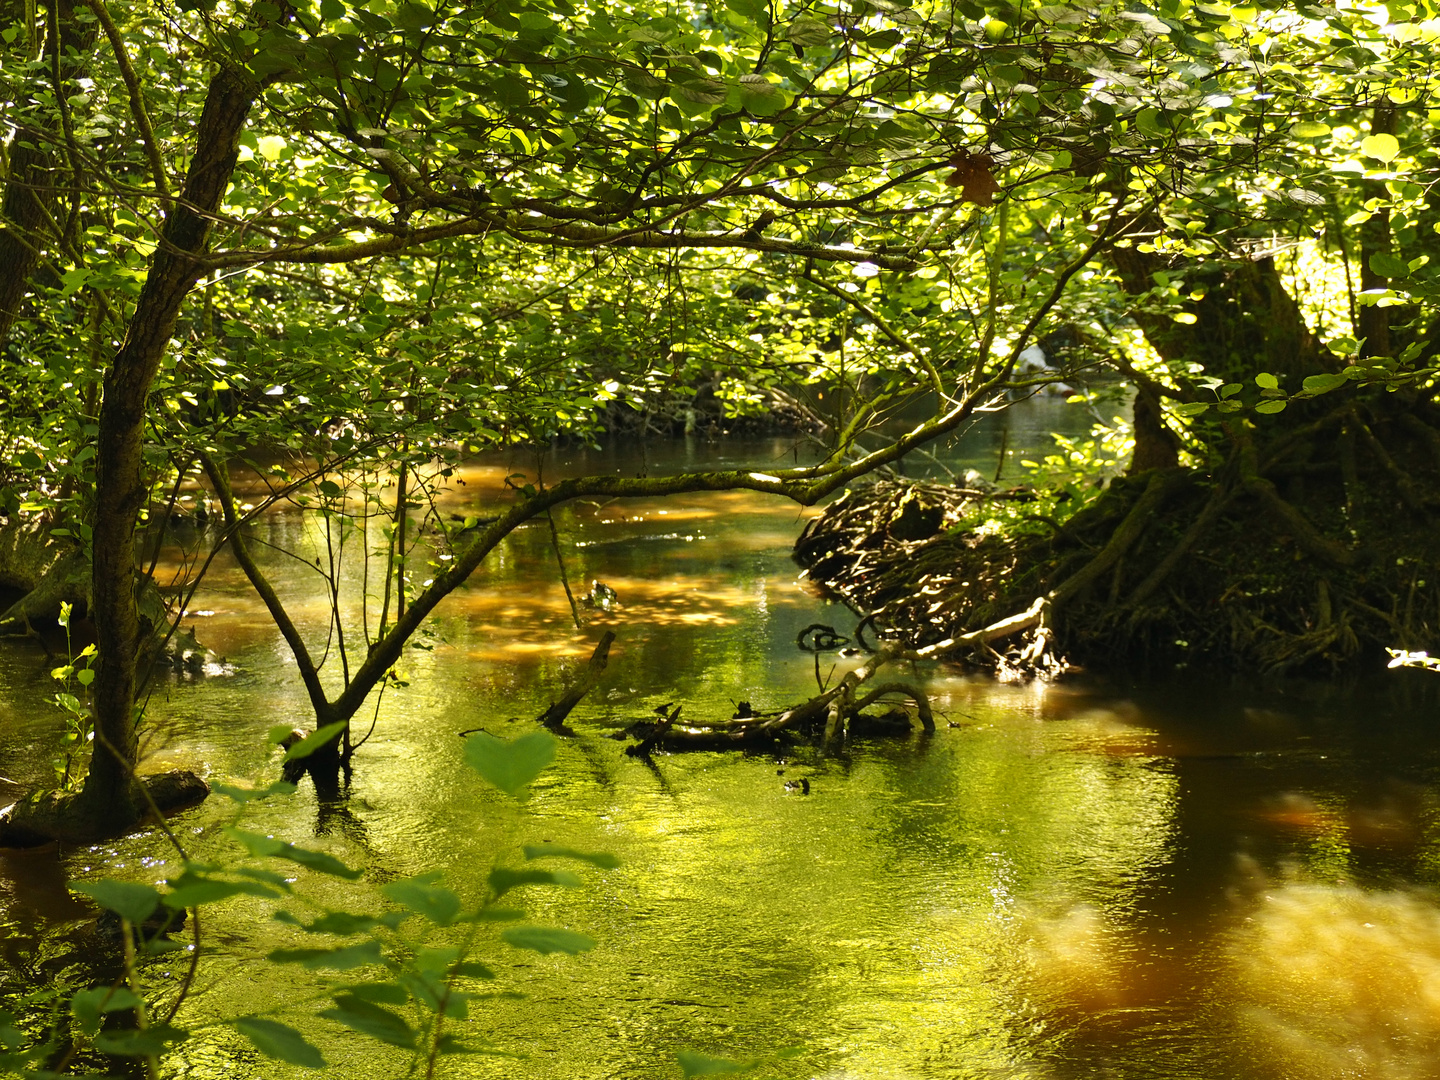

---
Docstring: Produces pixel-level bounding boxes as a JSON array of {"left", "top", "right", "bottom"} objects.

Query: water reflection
[{"left": 1, "top": 418, "right": 1439, "bottom": 1078}]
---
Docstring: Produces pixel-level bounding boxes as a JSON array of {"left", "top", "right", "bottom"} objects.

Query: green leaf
[
  {"left": 164, "top": 874, "right": 283, "bottom": 908},
  {"left": 1291, "top": 121, "right": 1330, "bottom": 138},
  {"left": 538, "top": 73, "right": 590, "bottom": 111},
  {"left": 1301, "top": 372, "right": 1349, "bottom": 395},
  {"left": 337, "top": 982, "right": 410, "bottom": 1005},
  {"left": 624, "top": 72, "right": 669, "bottom": 99},
  {"left": 488, "top": 867, "right": 582, "bottom": 898},
  {"left": 500, "top": 925, "right": 597, "bottom": 955},
  {"left": 522, "top": 845, "right": 620, "bottom": 869},
  {"left": 59, "top": 267, "right": 93, "bottom": 296},
  {"left": 282, "top": 909, "right": 385, "bottom": 935},
  {"left": 1254, "top": 372, "right": 1279, "bottom": 390},
  {"left": 71, "top": 987, "right": 142, "bottom": 1036},
  {"left": 94, "top": 1024, "right": 188, "bottom": 1056},
  {"left": 268, "top": 723, "right": 298, "bottom": 746},
  {"left": 380, "top": 877, "right": 462, "bottom": 925},
  {"left": 281, "top": 721, "right": 347, "bottom": 763},
  {"left": 1173, "top": 402, "right": 1209, "bottom": 417},
  {"left": 233, "top": 1017, "right": 326, "bottom": 1069},
  {"left": 671, "top": 77, "right": 728, "bottom": 106},
  {"left": 321, "top": 995, "right": 416, "bottom": 1048},
  {"left": 1254, "top": 399, "right": 1288, "bottom": 414},
  {"left": 463, "top": 730, "right": 555, "bottom": 795},
  {"left": 785, "top": 16, "right": 833, "bottom": 45},
  {"left": 224, "top": 827, "right": 363, "bottom": 879},
  {"left": 71, "top": 880, "right": 160, "bottom": 925},
  {"left": 677, "top": 1050, "right": 761, "bottom": 1076},
  {"left": 414, "top": 945, "right": 462, "bottom": 974},
  {"left": 464, "top": 906, "right": 525, "bottom": 922},
  {"left": 268, "top": 940, "right": 384, "bottom": 970},
  {"left": 211, "top": 780, "right": 298, "bottom": 803},
  {"left": 433, "top": 1034, "right": 508, "bottom": 1055},
  {"left": 452, "top": 961, "right": 496, "bottom": 979},
  {"left": 1369, "top": 252, "right": 1409, "bottom": 278},
  {"left": 723, "top": 0, "right": 767, "bottom": 20},
  {"left": 236, "top": 867, "right": 294, "bottom": 891},
  {"left": 736, "top": 74, "right": 787, "bottom": 116},
  {"left": 1361, "top": 132, "right": 1400, "bottom": 162},
  {"left": 400, "top": 969, "right": 458, "bottom": 1014}
]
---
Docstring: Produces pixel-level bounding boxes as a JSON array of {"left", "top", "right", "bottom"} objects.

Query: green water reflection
[{"left": 3, "top": 417, "right": 1440, "bottom": 1078}]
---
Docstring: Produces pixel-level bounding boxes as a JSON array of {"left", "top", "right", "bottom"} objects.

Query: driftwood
[
  {"left": 621, "top": 643, "right": 936, "bottom": 753},
  {"left": 537, "top": 631, "right": 616, "bottom": 731}
]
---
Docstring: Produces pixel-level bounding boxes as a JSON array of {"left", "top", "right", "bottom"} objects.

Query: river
[{"left": 3, "top": 400, "right": 1440, "bottom": 1079}]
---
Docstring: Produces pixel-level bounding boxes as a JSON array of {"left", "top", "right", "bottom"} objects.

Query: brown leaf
[{"left": 945, "top": 150, "right": 998, "bottom": 207}]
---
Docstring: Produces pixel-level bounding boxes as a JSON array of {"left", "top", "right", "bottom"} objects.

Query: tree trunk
[{"left": 77, "top": 65, "right": 256, "bottom": 830}]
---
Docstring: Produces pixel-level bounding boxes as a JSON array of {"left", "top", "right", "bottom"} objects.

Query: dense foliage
[
  {"left": 6, "top": 0, "right": 1440, "bottom": 1071},
  {"left": 3, "top": 0, "right": 1440, "bottom": 814}
]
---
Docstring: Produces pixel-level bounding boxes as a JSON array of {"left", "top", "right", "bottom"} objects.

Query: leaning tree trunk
[{"left": 75, "top": 65, "right": 258, "bottom": 831}]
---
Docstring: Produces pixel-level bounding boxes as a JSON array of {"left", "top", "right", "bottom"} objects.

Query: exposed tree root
[
  {"left": 794, "top": 399, "right": 1440, "bottom": 677},
  {"left": 0, "top": 769, "right": 209, "bottom": 848}
]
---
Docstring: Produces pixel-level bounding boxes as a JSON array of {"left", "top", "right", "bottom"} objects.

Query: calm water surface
[{"left": 2, "top": 406, "right": 1440, "bottom": 1079}]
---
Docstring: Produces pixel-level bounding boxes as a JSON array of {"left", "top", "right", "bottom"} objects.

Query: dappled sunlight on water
[{"left": 5, "top": 429, "right": 1440, "bottom": 1078}]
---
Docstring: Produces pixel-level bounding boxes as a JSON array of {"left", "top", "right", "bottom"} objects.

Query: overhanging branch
[{"left": 202, "top": 215, "right": 923, "bottom": 271}]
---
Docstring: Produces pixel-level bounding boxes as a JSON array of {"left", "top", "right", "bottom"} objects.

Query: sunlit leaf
[
  {"left": 336, "top": 981, "right": 410, "bottom": 1005},
  {"left": 210, "top": 783, "right": 296, "bottom": 806},
  {"left": 1301, "top": 373, "right": 1349, "bottom": 395},
  {"left": 785, "top": 16, "right": 832, "bottom": 45},
  {"left": 1360, "top": 132, "right": 1400, "bottom": 162},
  {"left": 1369, "top": 252, "right": 1409, "bottom": 278},
  {"left": 281, "top": 909, "right": 386, "bottom": 934},
  {"left": 164, "top": 873, "right": 283, "bottom": 908}
]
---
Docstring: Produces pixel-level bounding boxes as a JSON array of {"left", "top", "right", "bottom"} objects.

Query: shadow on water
[{"left": 3, "top": 413, "right": 1440, "bottom": 1078}]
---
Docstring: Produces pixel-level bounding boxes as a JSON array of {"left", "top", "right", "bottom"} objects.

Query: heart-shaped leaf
[{"left": 464, "top": 731, "right": 555, "bottom": 795}]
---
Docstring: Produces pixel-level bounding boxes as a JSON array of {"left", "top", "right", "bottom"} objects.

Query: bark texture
[{"left": 78, "top": 65, "right": 256, "bottom": 833}]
